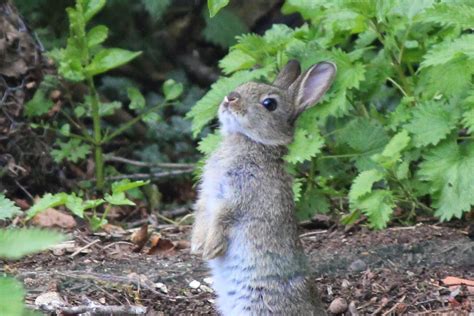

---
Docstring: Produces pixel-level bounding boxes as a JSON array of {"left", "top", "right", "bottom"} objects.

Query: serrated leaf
[
  {"left": 421, "top": 34, "right": 474, "bottom": 69},
  {"left": 127, "top": 87, "right": 146, "bottom": 110},
  {"left": 404, "top": 101, "right": 460, "bottom": 147},
  {"left": 104, "top": 192, "right": 135, "bottom": 206},
  {"left": 0, "top": 194, "right": 21, "bottom": 220},
  {"left": 355, "top": 190, "right": 394, "bottom": 230},
  {"left": 373, "top": 130, "right": 411, "bottom": 168},
  {"left": 286, "top": 128, "right": 324, "bottom": 164},
  {"left": 162, "top": 79, "right": 184, "bottom": 101},
  {"left": 292, "top": 178, "right": 303, "bottom": 202},
  {"left": 111, "top": 179, "right": 149, "bottom": 195},
  {"left": 297, "top": 190, "right": 330, "bottom": 221},
  {"left": 86, "top": 25, "right": 108, "bottom": 47},
  {"left": 0, "top": 228, "right": 65, "bottom": 259},
  {"left": 208, "top": 0, "right": 229, "bottom": 17},
  {"left": 349, "top": 169, "right": 384, "bottom": 203},
  {"left": 197, "top": 132, "right": 222, "bottom": 155},
  {"left": 339, "top": 117, "right": 389, "bottom": 153},
  {"left": 418, "top": 141, "right": 474, "bottom": 220},
  {"left": 85, "top": 48, "right": 141, "bottom": 76},
  {"left": 26, "top": 193, "right": 69, "bottom": 219},
  {"left": 421, "top": 3, "right": 474, "bottom": 29},
  {"left": 0, "top": 277, "right": 24, "bottom": 316},
  {"left": 186, "top": 68, "right": 271, "bottom": 137},
  {"left": 219, "top": 50, "right": 256, "bottom": 75},
  {"left": 24, "top": 89, "right": 54, "bottom": 118},
  {"left": 50, "top": 139, "right": 91, "bottom": 163},
  {"left": 64, "top": 195, "right": 104, "bottom": 218}
]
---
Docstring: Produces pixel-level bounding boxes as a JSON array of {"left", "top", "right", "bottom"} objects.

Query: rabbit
[{"left": 191, "top": 60, "right": 336, "bottom": 316}]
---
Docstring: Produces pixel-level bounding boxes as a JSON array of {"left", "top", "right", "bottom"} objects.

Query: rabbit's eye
[{"left": 261, "top": 98, "right": 277, "bottom": 111}]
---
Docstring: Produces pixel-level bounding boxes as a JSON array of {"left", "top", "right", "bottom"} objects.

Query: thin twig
[
  {"left": 70, "top": 239, "right": 101, "bottom": 258},
  {"left": 103, "top": 169, "right": 193, "bottom": 181},
  {"left": 299, "top": 230, "right": 328, "bottom": 238},
  {"left": 105, "top": 155, "right": 195, "bottom": 169},
  {"left": 382, "top": 295, "right": 406, "bottom": 316}
]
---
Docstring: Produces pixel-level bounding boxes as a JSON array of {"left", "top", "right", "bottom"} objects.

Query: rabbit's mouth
[{"left": 218, "top": 106, "right": 243, "bottom": 134}]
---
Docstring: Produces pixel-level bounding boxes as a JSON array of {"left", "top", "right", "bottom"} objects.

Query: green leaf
[
  {"left": 186, "top": 68, "right": 271, "bottom": 137},
  {"left": 50, "top": 139, "right": 91, "bottom": 163},
  {"left": 0, "top": 228, "right": 65, "bottom": 259},
  {"left": 26, "top": 193, "right": 68, "bottom": 219},
  {"left": 219, "top": 50, "right": 256, "bottom": 75},
  {"left": 0, "top": 277, "right": 24, "bottom": 316},
  {"left": 338, "top": 117, "right": 389, "bottom": 153},
  {"left": 90, "top": 215, "right": 108, "bottom": 231},
  {"left": 297, "top": 190, "right": 330, "bottom": 221},
  {"left": 104, "top": 192, "right": 135, "bottom": 206},
  {"left": 418, "top": 141, "right": 474, "bottom": 220},
  {"left": 203, "top": 9, "right": 248, "bottom": 48},
  {"left": 111, "top": 179, "right": 149, "bottom": 194},
  {"left": 64, "top": 195, "right": 104, "bottom": 218},
  {"left": 286, "top": 128, "right": 324, "bottom": 164},
  {"left": 162, "top": 79, "right": 184, "bottom": 101},
  {"left": 127, "top": 87, "right": 146, "bottom": 110},
  {"left": 421, "top": 3, "right": 474, "bottom": 29},
  {"left": 404, "top": 101, "right": 460, "bottom": 148},
  {"left": 0, "top": 194, "right": 21, "bottom": 220},
  {"left": 355, "top": 190, "right": 394, "bottom": 230},
  {"left": 373, "top": 130, "right": 411, "bottom": 168},
  {"left": 349, "top": 169, "right": 384, "bottom": 203},
  {"left": 208, "top": 0, "right": 229, "bottom": 17},
  {"left": 197, "top": 132, "right": 222, "bottom": 155},
  {"left": 80, "top": 0, "right": 106, "bottom": 22},
  {"left": 24, "top": 90, "right": 54, "bottom": 118},
  {"left": 85, "top": 48, "right": 142, "bottom": 76},
  {"left": 420, "top": 34, "right": 474, "bottom": 69},
  {"left": 86, "top": 25, "right": 108, "bottom": 47},
  {"left": 292, "top": 178, "right": 303, "bottom": 202}
]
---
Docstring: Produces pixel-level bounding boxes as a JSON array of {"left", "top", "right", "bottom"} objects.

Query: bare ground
[{"left": 3, "top": 223, "right": 473, "bottom": 315}]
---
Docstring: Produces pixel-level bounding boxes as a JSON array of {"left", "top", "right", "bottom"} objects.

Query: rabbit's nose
[{"left": 224, "top": 92, "right": 241, "bottom": 106}]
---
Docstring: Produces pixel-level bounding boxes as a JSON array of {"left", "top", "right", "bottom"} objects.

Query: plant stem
[
  {"left": 87, "top": 76, "right": 104, "bottom": 191},
  {"left": 102, "top": 102, "right": 168, "bottom": 143}
]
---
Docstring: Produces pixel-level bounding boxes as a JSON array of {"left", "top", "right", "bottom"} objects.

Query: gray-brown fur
[{"left": 191, "top": 60, "right": 336, "bottom": 315}]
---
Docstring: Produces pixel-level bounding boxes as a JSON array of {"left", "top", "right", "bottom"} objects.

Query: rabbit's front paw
[
  {"left": 190, "top": 226, "right": 207, "bottom": 255},
  {"left": 202, "top": 227, "right": 227, "bottom": 260}
]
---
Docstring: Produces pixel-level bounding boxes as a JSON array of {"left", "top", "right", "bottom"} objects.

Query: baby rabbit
[{"left": 191, "top": 60, "right": 336, "bottom": 316}]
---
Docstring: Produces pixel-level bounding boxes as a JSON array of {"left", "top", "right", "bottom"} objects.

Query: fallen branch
[{"left": 36, "top": 303, "right": 147, "bottom": 315}]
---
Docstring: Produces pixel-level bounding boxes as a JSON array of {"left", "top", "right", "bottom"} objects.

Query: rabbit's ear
[
  {"left": 291, "top": 62, "right": 336, "bottom": 118},
  {"left": 273, "top": 60, "right": 301, "bottom": 89}
]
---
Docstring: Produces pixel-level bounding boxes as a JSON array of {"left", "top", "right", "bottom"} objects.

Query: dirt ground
[{"left": 3, "top": 222, "right": 474, "bottom": 315}]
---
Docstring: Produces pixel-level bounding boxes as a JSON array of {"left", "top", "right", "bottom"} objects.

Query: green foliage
[
  {"left": 26, "top": 180, "right": 148, "bottom": 230},
  {"left": 141, "top": 0, "right": 170, "bottom": 21},
  {"left": 0, "top": 194, "right": 21, "bottom": 220},
  {"left": 0, "top": 277, "right": 26, "bottom": 316},
  {"left": 189, "top": 1, "right": 474, "bottom": 228},
  {"left": 0, "top": 228, "right": 65, "bottom": 260},
  {"left": 50, "top": 139, "right": 91, "bottom": 163},
  {"left": 203, "top": 9, "right": 248, "bottom": 48},
  {"left": 207, "top": 0, "right": 229, "bottom": 17},
  {"left": 162, "top": 79, "right": 184, "bottom": 101}
]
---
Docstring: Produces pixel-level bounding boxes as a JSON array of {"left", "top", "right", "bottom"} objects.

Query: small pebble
[
  {"left": 203, "top": 277, "right": 213, "bottom": 285},
  {"left": 189, "top": 280, "right": 201, "bottom": 289},
  {"left": 200, "top": 285, "right": 214, "bottom": 293},
  {"left": 329, "top": 297, "right": 348, "bottom": 314},
  {"left": 349, "top": 259, "right": 367, "bottom": 272},
  {"left": 155, "top": 282, "right": 168, "bottom": 293},
  {"left": 341, "top": 279, "right": 351, "bottom": 288}
]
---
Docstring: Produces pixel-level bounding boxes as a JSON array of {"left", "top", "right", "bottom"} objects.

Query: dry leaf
[
  {"left": 31, "top": 208, "right": 76, "bottom": 229},
  {"left": 442, "top": 276, "right": 474, "bottom": 287},
  {"left": 148, "top": 233, "right": 175, "bottom": 255},
  {"left": 130, "top": 224, "right": 149, "bottom": 252}
]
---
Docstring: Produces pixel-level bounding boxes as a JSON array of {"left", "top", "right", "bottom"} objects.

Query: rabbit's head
[{"left": 218, "top": 60, "right": 336, "bottom": 145}]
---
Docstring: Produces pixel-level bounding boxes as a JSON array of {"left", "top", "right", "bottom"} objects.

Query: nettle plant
[
  {"left": 189, "top": 1, "right": 474, "bottom": 229},
  {"left": 0, "top": 194, "right": 65, "bottom": 315},
  {"left": 25, "top": 0, "right": 183, "bottom": 191}
]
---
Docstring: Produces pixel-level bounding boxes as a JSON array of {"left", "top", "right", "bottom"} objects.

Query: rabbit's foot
[
  {"left": 190, "top": 226, "right": 207, "bottom": 255},
  {"left": 203, "top": 228, "right": 227, "bottom": 260}
]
